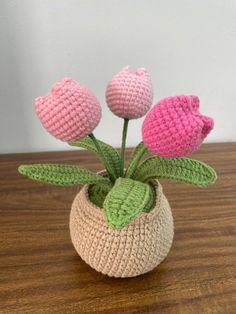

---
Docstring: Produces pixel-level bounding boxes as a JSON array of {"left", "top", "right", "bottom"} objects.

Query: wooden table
[{"left": 0, "top": 143, "right": 236, "bottom": 314}]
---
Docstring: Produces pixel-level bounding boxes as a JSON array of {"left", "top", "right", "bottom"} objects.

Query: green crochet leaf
[
  {"left": 134, "top": 156, "right": 217, "bottom": 187},
  {"left": 142, "top": 183, "right": 156, "bottom": 213},
  {"left": 103, "top": 178, "right": 152, "bottom": 229},
  {"left": 88, "top": 181, "right": 113, "bottom": 208},
  {"left": 125, "top": 141, "right": 148, "bottom": 178},
  {"left": 69, "top": 137, "right": 121, "bottom": 178},
  {"left": 18, "top": 164, "right": 109, "bottom": 186}
]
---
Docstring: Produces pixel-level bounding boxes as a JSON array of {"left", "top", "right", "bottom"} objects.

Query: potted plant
[{"left": 19, "top": 66, "right": 217, "bottom": 278}]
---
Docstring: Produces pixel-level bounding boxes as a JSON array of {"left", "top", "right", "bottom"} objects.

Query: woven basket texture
[{"left": 70, "top": 180, "right": 174, "bottom": 278}]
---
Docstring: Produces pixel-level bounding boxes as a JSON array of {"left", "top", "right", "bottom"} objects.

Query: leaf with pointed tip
[
  {"left": 69, "top": 137, "right": 121, "bottom": 178},
  {"left": 18, "top": 164, "right": 109, "bottom": 186},
  {"left": 134, "top": 156, "right": 217, "bottom": 187},
  {"left": 125, "top": 141, "right": 148, "bottom": 178},
  {"left": 103, "top": 177, "right": 152, "bottom": 229}
]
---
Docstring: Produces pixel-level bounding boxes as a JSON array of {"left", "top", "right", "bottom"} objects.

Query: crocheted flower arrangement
[{"left": 19, "top": 66, "right": 217, "bottom": 229}]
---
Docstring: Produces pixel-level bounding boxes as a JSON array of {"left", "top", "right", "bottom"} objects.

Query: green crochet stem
[
  {"left": 125, "top": 141, "right": 148, "bottom": 178},
  {"left": 88, "top": 133, "right": 116, "bottom": 182},
  {"left": 120, "top": 118, "right": 129, "bottom": 177},
  {"left": 69, "top": 137, "right": 121, "bottom": 178}
]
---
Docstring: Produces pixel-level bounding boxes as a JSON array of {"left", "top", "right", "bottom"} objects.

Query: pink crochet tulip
[
  {"left": 35, "top": 78, "right": 102, "bottom": 142},
  {"left": 142, "top": 95, "right": 214, "bottom": 158},
  {"left": 106, "top": 66, "right": 153, "bottom": 119}
]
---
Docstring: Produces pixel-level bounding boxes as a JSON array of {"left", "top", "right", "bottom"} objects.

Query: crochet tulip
[
  {"left": 35, "top": 78, "right": 102, "bottom": 142},
  {"left": 106, "top": 66, "right": 153, "bottom": 119},
  {"left": 142, "top": 95, "right": 214, "bottom": 158}
]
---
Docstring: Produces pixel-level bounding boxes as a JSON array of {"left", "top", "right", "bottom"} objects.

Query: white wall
[{"left": 1, "top": 0, "right": 235, "bottom": 153}]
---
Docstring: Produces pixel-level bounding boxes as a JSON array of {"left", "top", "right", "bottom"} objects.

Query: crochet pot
[{"left": 69, "top": 180, "right": 174, "bottom": 278}]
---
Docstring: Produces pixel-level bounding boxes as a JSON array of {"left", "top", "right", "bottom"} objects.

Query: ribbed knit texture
[
  {"left": 103, "top": 177, "right": 154, "bottom": 228},
  {"left": 69, "top": 137, "right": 121, "bottom": 178},
  {"left": 35, "top": 78, "right": 102, "bottom": 142},
  {"left": 106, "top": 66, "right": 153, "bottom": 119},
  {"left": 70, "top": 181, "right": 174, "bottom": 278},
  {"left": 142, "top": 95, "right": 214, "bottom": 158},
  {"left": 18, "top": 164, "right": 109, "bottom": 186},
  {"left": 133, "top": 156, "right": 217, "bottom": 187}
]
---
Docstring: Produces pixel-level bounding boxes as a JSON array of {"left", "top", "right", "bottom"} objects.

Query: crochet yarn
[
  {"left": 103, "top": 177, "right": 154, "bottom": 228},
  {"left": 35, "top": 78, "right": 102, "bottom": 142},
  {"left": 133, "top": 156, "right": 217, "bottom": 187},
  {"left": 106, "top": 66, "right": 153, "bottom": 119},
  {"left": 142, "top": 95, "right": 214, "bottom": 158},
  {"left": 70, "top": 180, "right": 174, "bottom": 278},
  {"left": 18, "top": 164, "right": 109, "bottom": 186},
  {"left": 69, "top": 136, "right": 121, "bottom": 178}
]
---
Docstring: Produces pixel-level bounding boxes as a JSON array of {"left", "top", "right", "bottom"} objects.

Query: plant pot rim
[{"left": 78, "top": 173, "right": 164, "bottom": 227}]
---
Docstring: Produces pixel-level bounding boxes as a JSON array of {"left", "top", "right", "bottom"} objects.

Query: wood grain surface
[{"left": 0, "top": 143, "right": 236, "bottom": 314}]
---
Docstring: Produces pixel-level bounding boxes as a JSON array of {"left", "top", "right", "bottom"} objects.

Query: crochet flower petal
[
  {"left": 142, "top": 95, "right": 214, "bottom": 157},
  {"left": 35, "top": 78, "right": 102, "bottom": 142},
  {"left": 106, "top": 66, "right": 153, "bottom": 119}
]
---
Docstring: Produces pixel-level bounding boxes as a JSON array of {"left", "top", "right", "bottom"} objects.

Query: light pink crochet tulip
[
  {"left": 35, "top": 78, "right": 102, "bottom": 142},
  {"left": 106, "top": 66, "right": 153, "bottom": 119},
  {"left": 142, "top": 95, "right": 214, "bottom": 158}
]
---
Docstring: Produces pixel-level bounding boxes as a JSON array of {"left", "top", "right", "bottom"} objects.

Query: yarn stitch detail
[
  {"left": 35, "top": 78, "right": 102, "bottom": 142},
  {"left": 70, "top": 180, "right": 174, "bottom": 277},
  {"left": 142, "top": 95, "right": 214, "bottom": 157},
  {"left": 134, "top": 156, "right": 217, "bottom": 187},
  {"left": 18, "top": 164, "right": 109, "bottom": 186},
  {"left": 69, "top": 136, "right": 121, "bottom": 178},
  {"left": 106, "top": 66, "right": 153, "bottom": 119}
]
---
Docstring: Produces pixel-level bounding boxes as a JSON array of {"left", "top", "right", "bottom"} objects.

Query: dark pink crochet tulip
[
  {"left": 35, "top": 78, "right": 102, "bottom": 142},
  {"left": 142, "top": 95, "right": 214, "bottom": 158}
]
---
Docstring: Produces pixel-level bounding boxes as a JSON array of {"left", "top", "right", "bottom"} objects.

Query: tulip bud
[
  {"left": 35, "top": 78, "right": 102, "bottom": 142},
  {"left": 106, "top": 66, "right": 153, "bottom": 119},
  {"left": 142, "top": 95, "right": 214, "bottom": 157}
]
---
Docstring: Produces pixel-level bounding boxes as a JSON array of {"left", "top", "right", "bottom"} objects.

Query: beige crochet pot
[{"left": 69, "top": 180, "right": 174, "bottom": 278}]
